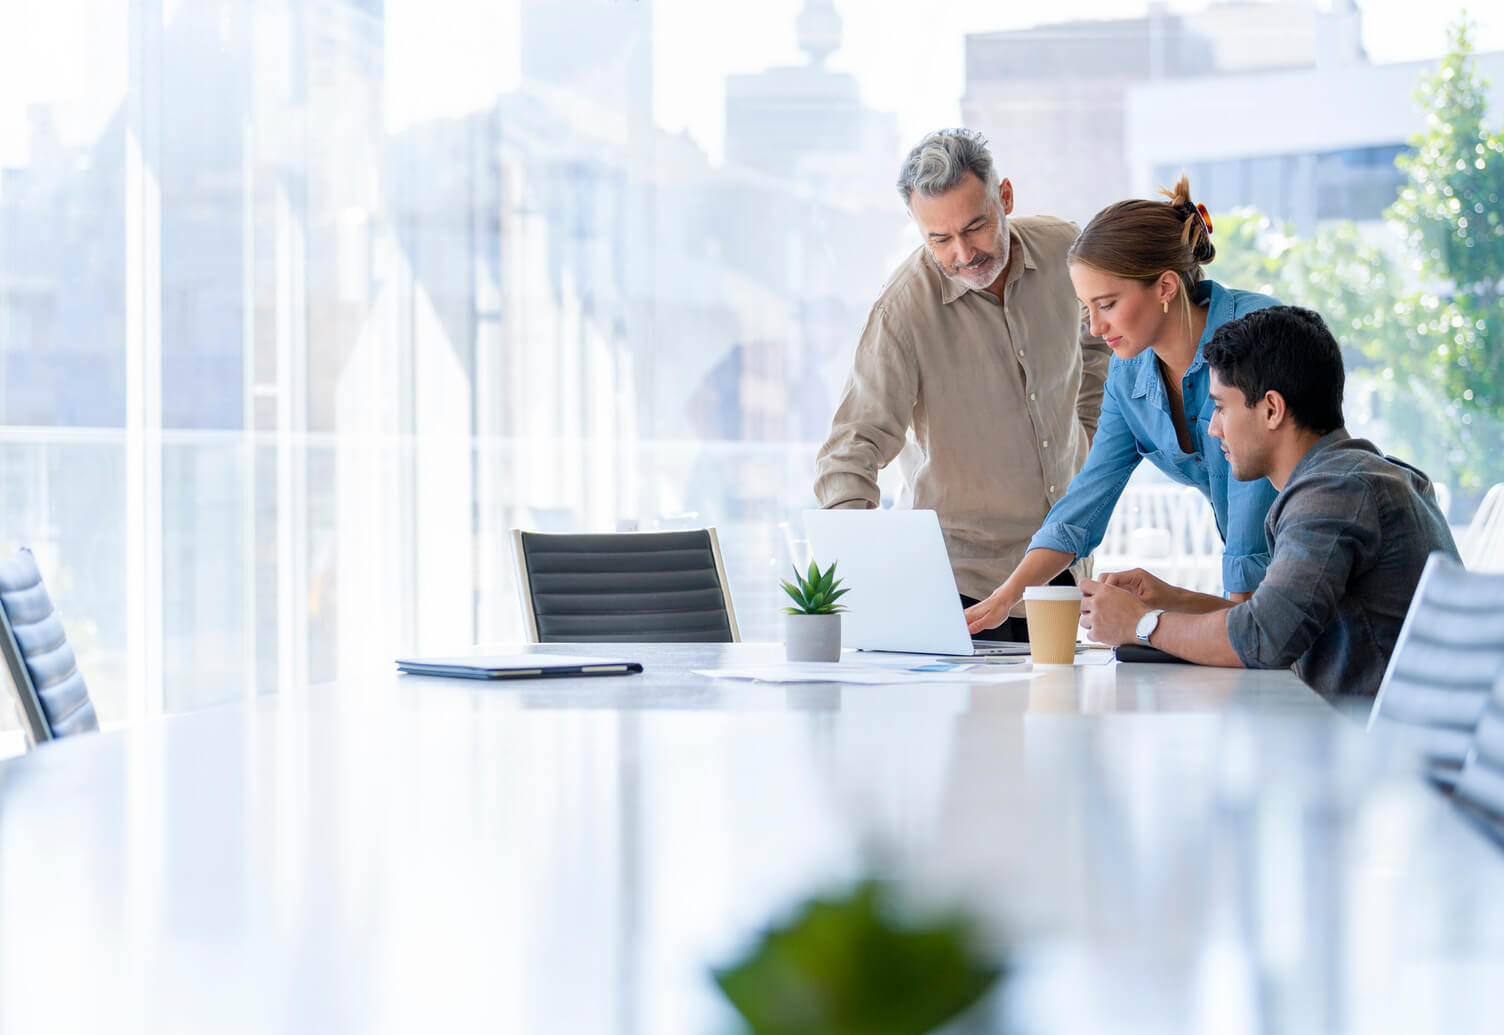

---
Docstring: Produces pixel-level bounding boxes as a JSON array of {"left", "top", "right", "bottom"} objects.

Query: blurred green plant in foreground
[{"left": 713, "top": 878, "right": 1005, "bottom": 1035}]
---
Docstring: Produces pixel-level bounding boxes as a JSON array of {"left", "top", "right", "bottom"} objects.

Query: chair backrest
[
  {"left": 512, "top": 529, "right": 740, "bottom": 643},
  {"left": 1459, "top": 482, "right": 1504, "bottom": 572},
  {"left": 0, "top": 548, "right": 99, "bottom": 745},
  {"left": 1453, "top": 668, "right": 1504, "bottom": 837},
  {"left": 1368, "top": 552, "right": 1504, "bottom": 785}
]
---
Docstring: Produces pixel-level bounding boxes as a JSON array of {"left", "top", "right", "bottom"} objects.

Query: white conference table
[{"left": 2, "top": 644, "right": 1502, "bottom": 1034}]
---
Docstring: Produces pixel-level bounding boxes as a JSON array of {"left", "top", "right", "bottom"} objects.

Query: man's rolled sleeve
[
  {"left": 1224, "top": 477, "right": 1377, "bottom": 668},
  {"left": 814, "top": 307, "right": 917, "bottom": 509},
  {"left": 1076, "top": 304, "right": 1110, "bottom": 439}
]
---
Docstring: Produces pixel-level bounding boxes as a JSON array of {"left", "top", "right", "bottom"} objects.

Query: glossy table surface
[{"left": 2, "top": 644, "right": 1501, "bottom": 1033}]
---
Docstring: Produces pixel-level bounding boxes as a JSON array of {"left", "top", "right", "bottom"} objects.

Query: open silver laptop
[{"left": 802, "top": 508, "right": 1032, "bottom": 657}]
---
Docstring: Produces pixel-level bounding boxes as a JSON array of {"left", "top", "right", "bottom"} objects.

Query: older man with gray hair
[{"left": 814, "top": 128, "right": 1109, "bottom": 642}]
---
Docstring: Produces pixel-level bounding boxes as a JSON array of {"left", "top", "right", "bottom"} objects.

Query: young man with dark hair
[{"left": 1078, "top": 305, "right": 1459, "bottom": 701}]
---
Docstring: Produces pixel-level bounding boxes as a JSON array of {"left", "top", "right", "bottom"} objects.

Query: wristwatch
[{"left": 1135, "top": 609, "right": 1166, "bottom": 645}]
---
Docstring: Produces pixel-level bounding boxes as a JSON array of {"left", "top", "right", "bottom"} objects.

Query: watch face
[{"left": 1136, "top": 610, "right": 1161, "bottom": 640}]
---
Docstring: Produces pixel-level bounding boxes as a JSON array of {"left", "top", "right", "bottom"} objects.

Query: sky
[{"left": 1, "top": 0, "right": 1502, "bottom": 167}]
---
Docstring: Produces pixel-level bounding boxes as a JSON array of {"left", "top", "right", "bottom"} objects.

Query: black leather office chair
[
  {"left": 512, "top": 529, "right": 740, "bottom": 643},
  {"left": 1368, "top": 553, "right": 1504, "bottom": 786},
  {"left": 0, "top": 548, "right": 99, "bottom": 746}
]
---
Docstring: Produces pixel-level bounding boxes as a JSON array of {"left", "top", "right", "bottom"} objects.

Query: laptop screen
[{"left": 802, "top": 509, "right": 975, "bottom": 655}]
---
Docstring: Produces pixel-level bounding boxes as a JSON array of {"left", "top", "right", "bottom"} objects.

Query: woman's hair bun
[
  {"left": 1191, "top": 230, "right": 1216, "bottom": 265},
  {"left": 1158, "top": 173, "right": 1215, "bottom": 267},
  {"left": 1160, "top": 172, "right": 1194, "bottom": 212}
]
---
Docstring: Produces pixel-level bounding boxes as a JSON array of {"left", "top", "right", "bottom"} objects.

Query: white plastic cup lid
[{"left": 1023, "top": 585, "right": 1083, "bottom": 601}]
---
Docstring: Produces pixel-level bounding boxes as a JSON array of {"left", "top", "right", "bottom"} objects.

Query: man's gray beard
[{"left": 946, "top": 222, "right": 1011, "bottom": 291}]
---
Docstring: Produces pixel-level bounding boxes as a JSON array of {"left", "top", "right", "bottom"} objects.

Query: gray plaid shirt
[{"left": 1225, "top": 430, "right": 1459, "bottom": 700}]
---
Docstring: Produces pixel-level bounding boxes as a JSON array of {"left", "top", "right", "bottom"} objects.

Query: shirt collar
[
  {"left": 936, "top": 222, "right": 1035, "bottom": 305},
  {"left": 1130, "top": 351, "right": 1160, "bottom": 400},
  {"left": 1129, "top": 279, "right": 1225, "bottom": 400},
  {"left": 1287, "top": 427, "right": 1353, "bottom": 483}
]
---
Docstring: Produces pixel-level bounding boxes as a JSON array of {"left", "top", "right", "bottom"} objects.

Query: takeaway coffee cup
[{"left": 1023, "top": 585, "right": 1083, "bottom": 666}]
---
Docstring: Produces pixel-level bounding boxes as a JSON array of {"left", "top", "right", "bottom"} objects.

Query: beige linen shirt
[{"left": 814, "top": 216, "right": 1110, "bottom": 603}]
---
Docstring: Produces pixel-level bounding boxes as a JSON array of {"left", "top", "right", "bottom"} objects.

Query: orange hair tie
[{"left": 1195, "top": 202, "right": 1214, "bottom": 236}]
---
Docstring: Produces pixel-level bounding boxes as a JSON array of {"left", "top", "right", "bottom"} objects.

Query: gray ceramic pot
[{"left": 784, "top": 613, "right": 841, "bottom": 662}]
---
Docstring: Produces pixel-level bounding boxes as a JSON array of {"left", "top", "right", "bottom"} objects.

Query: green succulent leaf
[
  {"left": 781, "top": 559, "right": 849, "bottom": 614},
  {"left": 815, "top": 565, "right": 835, "bottom": 598},
  {"left": 780, "top": 580, "right": 809, "bottom": 608}
]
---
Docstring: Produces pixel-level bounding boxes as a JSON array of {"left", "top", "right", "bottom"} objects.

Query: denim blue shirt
[{"left": 1028, "top": 280, "right": 1280, "bottom": 594}]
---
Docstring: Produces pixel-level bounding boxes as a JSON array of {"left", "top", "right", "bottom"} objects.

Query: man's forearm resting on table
[
  {"left": 1149, "top": 610, "right": 1244, "bottom": 668},
  {"left": 1165, "top": 585, "right": 1240, "bottom": 614}
]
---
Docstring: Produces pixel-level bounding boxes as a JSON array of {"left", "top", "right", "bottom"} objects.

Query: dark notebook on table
[
  {"left": 395, "top": 654, "right": 643, "bottom": 680},
  {"left": 1113, "top": 644, "right": 1194, "bottom": 664}
]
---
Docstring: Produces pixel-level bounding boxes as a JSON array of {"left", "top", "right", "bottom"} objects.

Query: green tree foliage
[
  {"left": 1389, "top": 18, "right": 1504, "bottom": 419},
  {"left": 1209, "top": 17, "right": 1504, "bottom": 499}
]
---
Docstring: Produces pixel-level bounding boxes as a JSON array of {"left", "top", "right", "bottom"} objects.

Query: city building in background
[
  {"left": 1128, "top": 47, "right": 1504, "bottom": 231},
  {"left": 964, "top": 4, "right": 1222, "bottom": 224},
  {"left": 725, "top": 0, "right": 901, "bottom": 200},
  {"left": 962, "top": 0, "right": 1499, "bottom": 231}
]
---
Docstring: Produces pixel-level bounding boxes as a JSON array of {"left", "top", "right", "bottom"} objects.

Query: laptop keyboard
[{"left": 969, "top": 640, "right": 1033, "bottom": 656}]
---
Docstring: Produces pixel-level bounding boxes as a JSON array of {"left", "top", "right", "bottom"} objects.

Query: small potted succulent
[{"left": 780, "top": 559, "right": 849, "bottom": 662}]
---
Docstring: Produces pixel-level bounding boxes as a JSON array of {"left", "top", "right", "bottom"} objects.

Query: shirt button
[
  {"left": 1041, "top": 440, "right": 1049, "bottom": 448},
  {"left": 1049, "top": 485, "right": 1056, "bottom": 493},
  {"left": 1029, "top": 393, "right": 1036, "bottom": 401},
  {"left": 1017, "top": 350, "right": 1025, "bottom": 358}
]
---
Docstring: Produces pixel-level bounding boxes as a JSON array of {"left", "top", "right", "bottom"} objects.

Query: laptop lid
[{"left": 802, "top": 509, "right": 974, "bottom": 655}]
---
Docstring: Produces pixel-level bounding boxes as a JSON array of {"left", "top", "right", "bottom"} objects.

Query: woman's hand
[
  {"left": 966, "top": 549, "right": 1078, "bottom": 634},
  {"left": 964, "top": 585, "right": 1019, "bottom": 634}
]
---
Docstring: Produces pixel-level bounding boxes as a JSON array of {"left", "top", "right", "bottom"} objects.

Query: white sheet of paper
[
  {"left": 853, "top": 653, "right": 1028, "bottom": 668},
  {"left": 693, "top": 663, "right": 1041, "bottom": 685},
  {"left": 1075, "top": 647, "right": 1117, "bottom": 666}
]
